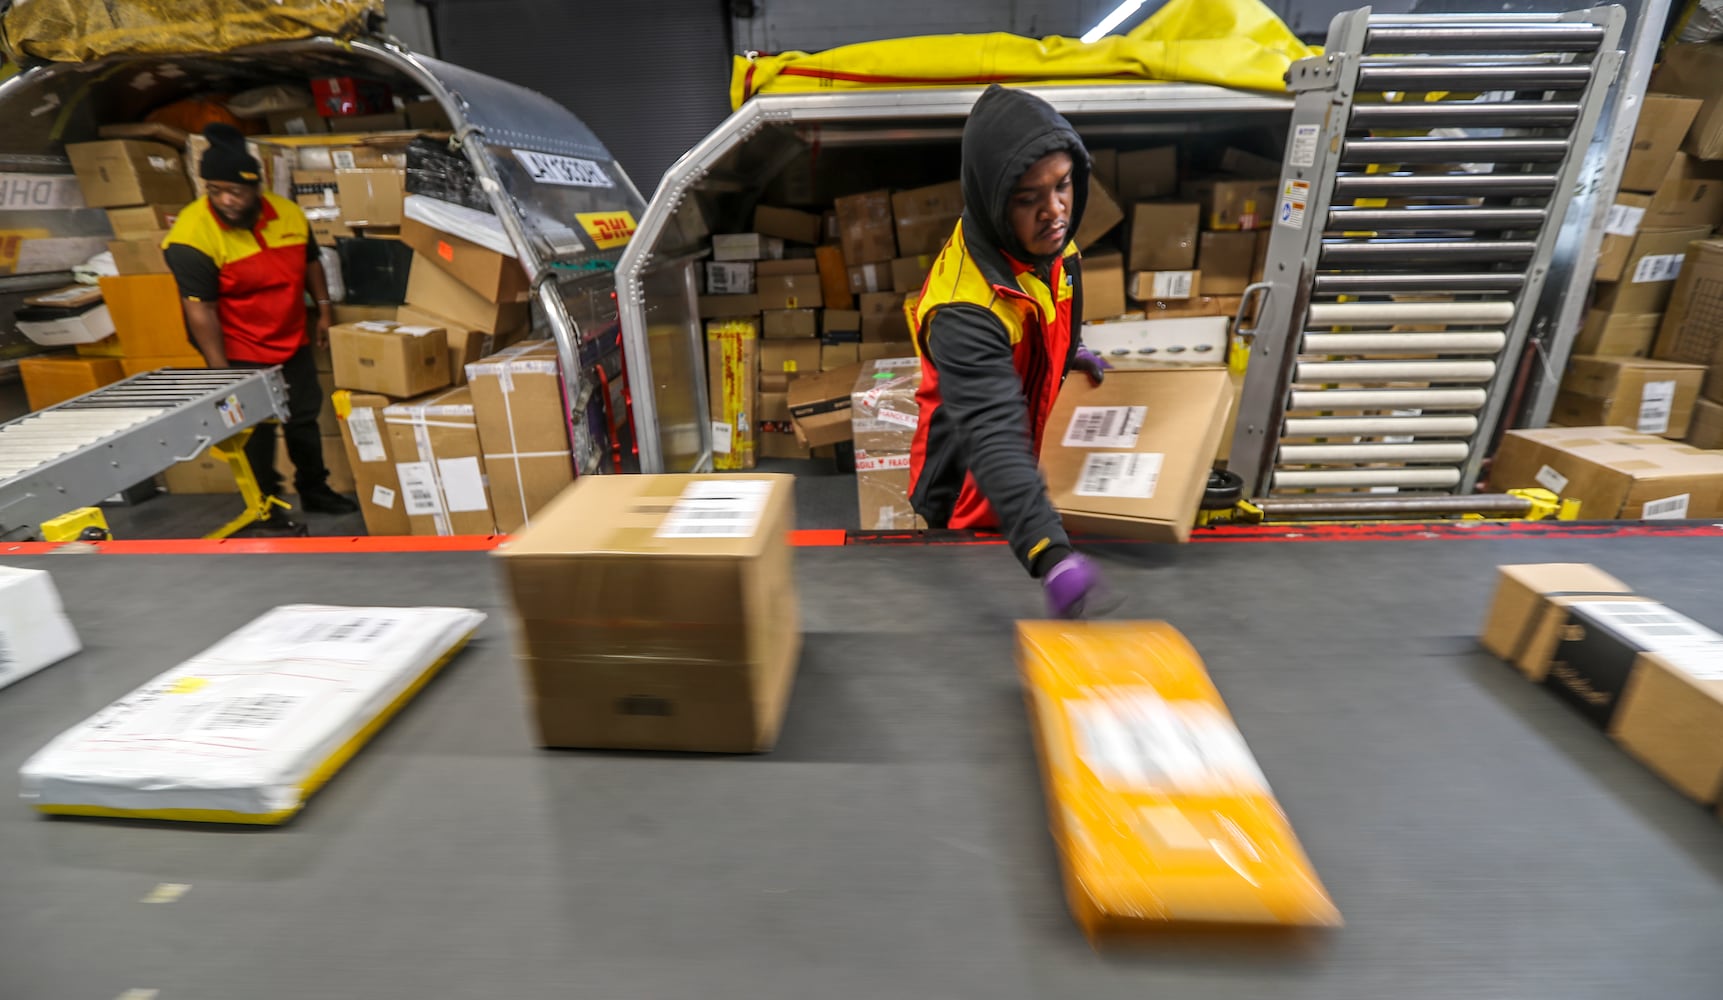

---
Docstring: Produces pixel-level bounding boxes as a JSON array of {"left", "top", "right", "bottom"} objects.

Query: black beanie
[{"left": 200, "top": 123, "right": 261, "bottom": 184}]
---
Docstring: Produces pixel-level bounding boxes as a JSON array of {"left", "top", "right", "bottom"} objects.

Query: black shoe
[{"left": 297, "top": 484, "right": 360, "bottom": 514}]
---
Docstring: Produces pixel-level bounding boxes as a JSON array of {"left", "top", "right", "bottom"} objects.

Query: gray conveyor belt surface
[{"left": 3, "top": 535, "right": 1723, "bottom": 999}]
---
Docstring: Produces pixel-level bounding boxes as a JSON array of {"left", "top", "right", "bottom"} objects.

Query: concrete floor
[{"left": 2, "top": 533, "right": 1722, "bottom": 998}]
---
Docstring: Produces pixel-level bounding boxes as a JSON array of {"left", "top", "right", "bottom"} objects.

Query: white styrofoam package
[
  {"left": 0, "top": 567, "right": 82, "bottom": 691},
  {"left": 20, "top": 604, "right": 485, "bottom": 824}
]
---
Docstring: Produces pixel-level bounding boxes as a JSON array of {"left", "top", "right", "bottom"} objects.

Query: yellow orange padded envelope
[{"left": 1018, "top": 620, "right": 1341, "bottom": 938}]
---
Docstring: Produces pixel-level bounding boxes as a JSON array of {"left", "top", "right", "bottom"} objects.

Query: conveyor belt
[{"left": 2, "top": 538, "right": 1721, "bottom": 998}]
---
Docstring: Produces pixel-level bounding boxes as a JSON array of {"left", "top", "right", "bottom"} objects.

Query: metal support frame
[{"left": 1229, "top": 6, "right": 1625, "bottom": 500}]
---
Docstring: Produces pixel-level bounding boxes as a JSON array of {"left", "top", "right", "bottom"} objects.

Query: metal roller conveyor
[
  {"left": 1301, "top": 332, "right": 1507, "bottom": 354},
  {"left": 1331, "top": 173, "right": 1558, "bottom": 199},
  {"left": 1250, "top": 492, "right": 1535, "bottom": 518},
  {"left": 1279, "top": 441, "right": 1472, "bottom": 463},
  {"left": 1287, "top": 387, "right": 1489, "bottom": 410},
  {"left": 1326, "top": 207, "right": 1548, "bottom": 231},
  {"left": 1320, "top": 240, "right": 1537, "bottom": 265},
  {"left": 1340, "top": 137, "right": 1572, "bottom": 166},
  {"left": 1348, "top": 101, "right": 1581, "bottom": 129},
  {"left": 1271, "top": 467, "right": 1464, "bottom": 490},
  {"left": 1282, "top": 415, "right": 1481, "bottom": 437},
  {"left": 1305, "top": 300, "right": 1515, "bottom": 326},
  {"left": 1294, "top": 360, "right": 1497, "bottom": 383},
  {"left": 1311, "top": 273, "right": 1527, "bottom": 295},
  {"left": 1362, "top": 24, "right": 1606, "bottom": 53},
  {"left": 1354, "top": 62, "right": 1593, "bottom": 91}
]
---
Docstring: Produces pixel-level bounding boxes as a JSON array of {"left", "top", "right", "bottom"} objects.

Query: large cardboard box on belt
[
  {"left": 1040, "top": 367, "right": 1234, "bottom": 543},
  {"left": 1552, "top": 355, "right": 1706, "bottom": 439},
  {"left": 1018, "top": 620, "right": 1340, "bottom": 940},
  {"left": 334, "top": 390, "right": 411, "bottom": 536},
  {"left": 467, "top": 342, "right": 573, "bottom": 534},
  {"left": 1489, "top": 426, "right": 1723, "bottom": 519},
  {"left": 707, "top": 317, "right": 760, "bottom": 471},
  {"left": 1479, "top": 563, "right": 1634, "bottom": 680},
  {"left": 850, "top": 357, "right": 926, "bottom": 530},
  {"left": 382, "top": 387, "right": 497, "bottom": 536},
  {"left": 497, "top": 474, "right": 802, "bottom": 753}
]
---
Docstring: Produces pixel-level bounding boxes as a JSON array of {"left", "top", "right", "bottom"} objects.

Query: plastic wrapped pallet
[
  {"left": 0, "top": 567, "right": 81, "bottom": 692},
  {"left": 20, "top": 605, "right": 484, "bottom": 824},
  {"left": 1018, "top": 620, "right": 1340, "bottom": 939},
  {"left": 849, "top": 356, "right": 926, "bottom": 530}
]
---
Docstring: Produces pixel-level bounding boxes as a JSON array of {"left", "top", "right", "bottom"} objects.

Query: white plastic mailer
[
  {"left": 20, "top": 604, "right": 485, "bottom": 824},
  {"left": 0, "top": 566, "right": 82, "bottom": 692}
]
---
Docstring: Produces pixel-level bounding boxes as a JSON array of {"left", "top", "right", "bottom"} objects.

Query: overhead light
[{"left": 1081, "top": 0, "right": 1149, "bottom": 44}]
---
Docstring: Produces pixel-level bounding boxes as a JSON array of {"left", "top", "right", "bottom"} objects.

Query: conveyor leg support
[{"left": 205, "top": 429, "right": 293, "bottom": 540}]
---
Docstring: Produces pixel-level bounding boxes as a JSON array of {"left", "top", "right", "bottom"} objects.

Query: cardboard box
[
  {"left": 1128, "top": 202, "right": 1200, "bottom": 272},
  {"left": 1083, "top": 248, "right": 1127, "bottom": 320},
  {"left": 834, "top": 189, "right": 897, "bottom": 265},
  {"left": 1196, "top": 231, "right": 1256, "bottom": 295},
  {"left": 753, "top": 205, "right": 822, "bottom": 245},
  {"left": 19, "top": 356, "right": 125, "bottom": 410},
  {"left": 1130, "top": 270, "right": 1201, "bottom": 302},
  {"left": 1479, "top": 563, "right": 1633, "bottom": 679},
  {"left": 1039, "top": 367, "right": 1233, "bottom": 542},
  {"left": 467, "top": 342, "right": 574, "bottom": 533},
  {"left": 756, "top": 272, "right": 824, "bottom": 311},
  {"left": 1089, "top": 148, "right": 1118, "bottom": 193},
  {"left": 1490, "top": 426, "right": 1723, "bottom": 518},
  {"left": 822, "top": 309, "right": 862, "bottom": 342},
  {"left": 891, "top": 180, "right": 963, "bottom": 257},
  {"left": 396, "top": 304, "right": 505, "bottom": 388},
  {"left": 1074, "top": 174, "right": 1124, "bottom": 250},
  {"left": 1688, "top": 397, "right": 1723, "bottom": 449},
  {"left": 820, "top": 342, "right": 859, "bottom": 370},
  {"left": 405, "top": 252, "right": 529, "bottom": 333},
  {"left": 399, "top": 215, "right": 529, "bottom": 303},
  {"left": 1652, "top": 238, "right": 1723, "bottom": 381},
  {"left": 264, "top": 108, "right": 329, "bottom": 136},
  {"left": 1182, "top": 177, "right": 1278, "bottom": 230},
  {"left": 706, "top": 317, "right": 760, "bottom": 471},
  {"left": 330, "top": 319, "right": 451, "bottom": 398},
  {"left": 859, "top": 291, "right": 910, "bottom": 342},
  {"left": 107, "top": 235, "right": 170, "bottom": 275},
  {"left": 1592, "top": 226, "right": 1712, "bottom": 315},
  {"left": 66, "top": 140, "right": 193, "bottom": 208},
  {"left": 95, "top": 275, "right": 195, "bottom": 357},
  {"left": 1642, "top": 153, "right": 1723, "bottom": 229},
  {"left": 1620, "top": 94, "right": 1704, "bottom": 191},
  {"left": 1137, "top": 295, "right": 1241, "bottom": 320},
  {"left": 698, "top": 292, "right": 760, "bottom": 319},
  {"left": 497, "top": 474, "right": 802, "bottom": 753},
  {"left": 756, "top": 258, "right": 818, "bottom": 277},
  {"left": 404, "top": 99, "right": 452, "bottom": 131},
  {"left": 1553, "top": 356, "right": 1706, "bottom": 438},
  {"left": 336, "top": 169, "right": 405, "bottom": 228},
  {"left": 1649, "top": 45, "right": 1723, "bottom": 160},
  {"left": 1115, "top": 146, "right": 1178, "bottom": 203},
  {"left": 761, "top": 309, "right": 818, "bottom": 340},
  {"left": 759, "top": 339, "right": 821, "bottom": 380},
  {"left": 1574, "top": 310, "right": 1659, "bottom": 358},
  {"left": 857, "top": 341, "right": 917, "bottom": 363},
  {"left": 890, "top": 255, "right": 934, "bottom": 296},
  {"left": 788, "top": 363, "right": 863, "bottom": 447},
  {"left": 15, "top": 287, "right": 115, "bottom": 348},
  {"left": 705, "top": 261, "right": 755, "bottom": 296},
  {"left": 712, "top": 233, "right": 784, "bottom": 262},
  {"left": 160, "top": 451, "right": 240, "bottom": 495},
  {"left": 333, "top": 389, "right": 411, "bottom": 535},
  {"left": 846, "top": 262, "right": 893, "bottom": 296},
  {"left": 382, "top": 387, "right": 496, "bottom": 536},
  {"left": 813, "top": 244, "right": 854, "bottom": 311},
  {"left": 851, "top": 357, "right": 926, "bottom": 530},
  {"left": 1596, "top": 193, "right": 1654, "bottom": 281},
  {"left": 105, "top": 204, "right": 182, "bottom": 239}
]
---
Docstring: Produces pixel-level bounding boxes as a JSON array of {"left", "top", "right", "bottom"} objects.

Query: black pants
[{"left": 239, "top": 344, "right": 328, "bottom": 496}]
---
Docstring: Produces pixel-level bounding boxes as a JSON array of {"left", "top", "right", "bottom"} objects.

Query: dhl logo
[{"left": 577, "top": 211, "right": 637, "bottom": 250}]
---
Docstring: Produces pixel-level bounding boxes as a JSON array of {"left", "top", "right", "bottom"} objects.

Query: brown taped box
[
  {"left": 497, "top": 474, "right": 802, "bottom": 753},
  {"left": 706, "top": 317, "right": 760, "bottom": 472},
  {"left": 1574, "top": 310, "right": 1659, "bottom": 358},
  {"left": 97, "top": 274, "right": 196, "bottom": 357},
  {"left": 107, "top": 235, "right": 170, "bottom": 275},
  {"left": 334, "top": 389, "right": 410, "bottom": 535},
  {"left": 1128, "top": 202, "right": 1200, "bottom": 272},
  {"left": 1596, "top": 193, "right": 1654, "bottom": 281},
  {"left": 1649, "top": 46, "right": 1723, "bottom": 161},
  {"left": 106, "top": 204, "right": 182, "bottom": 240},
  {"left": 1083, "top": 249, "right": 1127, "bottom": 320},
  {"left": 760, "top": 338, "right": 821, "bottom": 381},
  {"left": 753, "top": 205, "right": 822, "bottom": 245},
  {"left": 756, "top": 273, "right": 824, "bottom": 311},
  {"left": 851, "top": 357, "right": 926, "bottom": 530},
  {"left": 1643, "top": 153, "right": 1723, "bottom": 229},
  {"left": 335, "top": 168, "right": 405, "bottom": 228},
  {"left": 859, "top": 291, "right": 910, "bottom": 342},
  {"left": 399, "top": 216, "right": 529, "bottom": 304},
  {"left": 891, "top": 180, "right": 963, "bottom": 257},
  {"left": 1620, "top": 94, "right": 1704, "bottom": 191},
  {"left": 891, "top": 255, "right": 934, "bottom": 296},
  {"left": 1130, "top": 270, "right": 1200, "bottom": 301},
  {"left": 1180, "top": 176, "right": 1278, "bottom": 230},
  {"left": 788, "top": 362, "right": 865, "bottom": 448},
  {"left": 382, "top": 387, "right": 497, "bottom": 536},
  {"left": 756, "top": 258, "right": 818, "bottom": 277},
  {"left": 19, "top": 356, "right": 124, "bottom": 411},
  {"left": 834, "top": 189, "right": 897, "bottom": 265},
  {"left": 1040, "top": 367, "right": 1233, "bottom": 543},
  {"left": 1592, "top": 226, "right": 1713, "bottom": 316},
  {"left": 820, "top": 342, "right": 859, "bottom": 370},
  {"left": 813, "top": 245, "right": 853, "bottom": 311},
  {"left": 1688, "top": 398, "right": 1723, "bottom": 449},
  {"left": 1652, "top": 239, "right": 1723, "bottom": 389},
  {"left": 1074, "top": 175, "right": 1124, "bottom": 251},
  {"left": 846, "top": 262, "right": 893, "bottom": 296},
  {"left": 397, "top": 304, "right": 508, "bottom": 388},
  {"left": 405, "top": 252, "right": 530, "bottom": 333},
  {"left": 1552, "top": 356, "right": 1706, "bottom": 439},
  {"left": 698, "top": 293, "right": 759, "bottom": 319},
  {"left": 1489, "top": 426, "right": 1723, "bottom": 519},
  {"left": 1478, "top": 563, "right": 1633, "bottom": 679},
  {"left": 823, "top": 309, "right": 862, "bottom": 342},
  {"left": 66, "top": 140, "right": 193, "bottom": 208},
  {"left": 1196, "top": 231, "right": 1257, "bottom": 295},
  {"left": 468, "top": 342, "right": 574, "bottom": 533},
  {"left": 761, "top": 309, "right": 818, "bottom": 340},
  {"left": 330, "top": 320, "right": 451, "bottom": 398},
  {"left": 160, "top": 452, "right": 239, "bottom": 495},
  {"left": 1115, "top": 147, "right": 1177, "bottom": 203},
  {"left": 277, "top": 434, "right": 357, "bottom": 496}
]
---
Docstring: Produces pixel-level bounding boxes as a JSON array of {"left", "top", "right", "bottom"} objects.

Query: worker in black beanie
[{"left": 162, "top": 123, "right": 358, "bottom": 515}]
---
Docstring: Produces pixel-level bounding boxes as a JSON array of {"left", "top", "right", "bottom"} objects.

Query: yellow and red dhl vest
[
  {"left": 904, "top": 220, "right": 1078, "bottom": 531},
  {"left": 162, "top": 192, "right": 312, "bottom": 365}
]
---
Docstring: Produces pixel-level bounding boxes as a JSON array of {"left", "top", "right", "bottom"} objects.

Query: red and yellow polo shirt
[{"left": 162, "top": 192, "right": 316, "bottom": 365}]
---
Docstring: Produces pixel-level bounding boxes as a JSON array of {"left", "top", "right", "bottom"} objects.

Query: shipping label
[
  {"left": 1604, "top": 203, "right": 1645, "bottom": 238},
  {"left": 1632, "top": 252, "right": 1685, "bottom": 284},
  {"left": 396, "top": 462, "right": 443, "bottom": 516},
  {"left": 1075, "top": 452, "right": 1162, "bottom": 499},
  {"left": 1637, "top": 379, "right": 1676, "bottom": 435},
  {"left": 655, "top": 479, "right": 771, "bottom": 539},
  {"left": 1067, "top": 690, "right": 1270, "bottom": 795},
  {"left": 347, "top": 408, "right": 387, "bottom": 463},
  {"left": 436, "top": 457, "right": 489, "bottom": 513},
  {"left": 1534, "top": 464, "right": 1569, "bottom": 495},
  {"left": 1641, "top": 493, "right": 1690, "bottom": 520},
  {"left": 1151, "top": 270, "right": 1196, "bottom": 299},
  {"left": 712, "top": 420, "right": 733, "bottom": 455},
  {"left": 370, "top": 484, "right": 396, "bottom": 510}
]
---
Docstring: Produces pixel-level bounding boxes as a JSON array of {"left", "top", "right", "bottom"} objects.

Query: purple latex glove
[
  {"left": 1072, "top": 345, "right": 1110, "bottom": 385},
  {"left": 1043, "top": 552, "right": 1104, "bottom": 619}
]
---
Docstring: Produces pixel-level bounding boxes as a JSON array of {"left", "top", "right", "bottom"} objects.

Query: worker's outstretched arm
[{"left": 925, "top": 304, "right": 1071, "bottom": 575}]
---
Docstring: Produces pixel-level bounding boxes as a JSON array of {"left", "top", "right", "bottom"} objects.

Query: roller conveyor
[{"left": 0, "top": 368, "right": 287, "bottom": 538}]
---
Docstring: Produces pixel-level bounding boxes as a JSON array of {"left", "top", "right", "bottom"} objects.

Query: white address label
[
  {"left": 1604, "top": 202, "right": 1645, "bottom": 238},
  {"left": 1632, "top": 252, "right": 1685, "bottom": 284},
  {"left": 1535, "top": 464, "right": 1569, "bottom": 494},
  {"left": 712, "top": 420, "right": 733, "bottom": 456},
  {"left": 656, "top": 479, "right": 771, "bottom": 539},
  {"left": 1151, "top": 270, "right": 1196, "bottom": 299},
  {"left": 347, "top": 407, "right": 386, "bottom": 463},
  {"left": 395, "top": 462, "right": 443, "bottom": 516},
  {"left": 1637, "top": 379, "right": 1676, "bottom": 435},
  {"left": 513, "top": 149, "right": 614, "bottom": 188},
  {"left": 1075, "top": 452, "right": 1162, "bottom": 499},
  {"left": 1063, "top": 406, "right": 1146, "bottom": 449},
  {"left": 1067, "top": 691, "right": 1269, "bottom": 795},
  {"left": 370, "top": 484, "right": 396, "bottom": 510},
  {"left": 1642, "top": 493, "right": 1690, "bottom": 520}
]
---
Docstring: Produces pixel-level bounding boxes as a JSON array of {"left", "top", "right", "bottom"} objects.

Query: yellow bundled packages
[{"left": 1017, "top": 621, "right": 1340, "bottom": 939}]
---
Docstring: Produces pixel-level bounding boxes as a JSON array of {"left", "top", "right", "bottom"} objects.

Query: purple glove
[
  {"left": 1072, "top": 346, "right": 1110, "bottom": 386},
  {"left": 1043, "top": 552, "right": 1104, "bottom": 619}
]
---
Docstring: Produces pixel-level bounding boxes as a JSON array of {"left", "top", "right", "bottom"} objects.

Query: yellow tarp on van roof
[{"left": 1, "top": 0, "right": 380, "bottom": 64}]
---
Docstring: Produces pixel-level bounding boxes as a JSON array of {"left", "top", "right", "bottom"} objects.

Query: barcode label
[
  {"left": 395, "top": 462, "right": 443, "bottom": 516},
  {"left": 1152, "top": 270, "right": 1196, "bottom": 299},
  {"left": 1604, "top": 203, "right": 1645, "bottom": 238},
  {"left": 1642, "top": 493, "right": 1689, "bottom": 520},
  {"left": 1063, "top": 406, "right": 1146, "bottom": 449},
  {"left": 1637, "top": 379, "right": 1676, "bottom": 434},
  {"left": 1632, "top": 252, "right": 1685, "bottom": 284},
  {"left": 347, "top": 408, "right": 386, "bottom": 463},
  {"left": 332, "top": 150, "right": 356, "bottom": 170},
  {"left": 1067, "top": 691, "right": 1269, "bottom": 795},
  {"left": 1535, "top": 464, "right": 1569, "bottom": 494},
  {"left": 1574, "top": 602, "right": 1723, "bottom": 665},
  {"left": 1075, "top": 452, "right": 1162, "bottom": 499},
  {"left": 655, "top": 479, "right": 771, "bottom": 538},
  {"left": 876, "top": 407, "right": 918, "bottom": 430},
  {"left": 202, "top": 694, "right": 301, "bottom": 733},
  {"left": 281, "top": 614, "right": 396, "bottom": 647},
  {"left": 371, "top": 485, "right": 396, "bottom": 510},
  {"left": 712, "top": 420, "right": 733, "bottom": 456}
]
